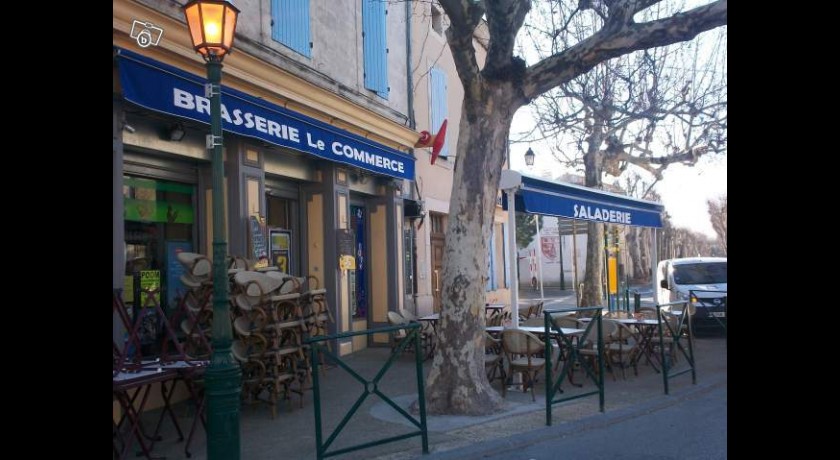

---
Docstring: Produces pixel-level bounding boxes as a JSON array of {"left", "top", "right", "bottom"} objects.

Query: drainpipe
[
  {"left": 405, "top": 0, "right": 419, "bottom": 311},
  {"left": 405, "top": 0, "right": 415, "bottom": 130}
]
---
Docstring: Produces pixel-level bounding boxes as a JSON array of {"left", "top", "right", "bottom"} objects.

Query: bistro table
[
  {"left": 579, "top": 317, "right": 664, "bottom": 372},
  {"left": 417, "top": 313, "right": 441, "bottom": 359}
]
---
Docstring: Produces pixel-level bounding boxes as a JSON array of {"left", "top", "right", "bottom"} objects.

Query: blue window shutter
[
  {"left": 487, "top": 227, "right": 496, "bottom": 292},
  {"left": 272, "top": 0, "right": 311, "bottom": 58},
  {"left": 363, "top": 0, "right": 388, "bottom": 98},
  {"left": 502, "top": 224, "right": 510, "bottom": 288},
  {"left": 429, "top": 67, "right": 449, "bottom": 158}
]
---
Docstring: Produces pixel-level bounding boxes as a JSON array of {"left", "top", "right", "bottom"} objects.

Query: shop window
[
  {"left": 266, "top": 194, "right": 298, "bottom": 275},
  {"left": 403, "top": 223, "right": 415, "bottom": 296},
  {"left": 123, "top": 176, "right": 194, "bottom": 311}
]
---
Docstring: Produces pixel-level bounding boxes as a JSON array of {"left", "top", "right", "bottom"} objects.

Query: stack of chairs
[
  {"left": 231, "top": 271, "right": 306, "bottom": 418},
  {"left": 171, "top": 252, "right": 214, "bottom": 360}
]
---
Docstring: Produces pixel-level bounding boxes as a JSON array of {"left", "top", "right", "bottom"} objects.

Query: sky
[
  {"left": 507, "top": 131, "right": 727, "bottom": 239},
  {"left": 504, "top": 0, "right": 726, "bottom": 240}
]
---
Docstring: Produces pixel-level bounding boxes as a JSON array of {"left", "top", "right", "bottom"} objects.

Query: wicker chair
[{"left": 501, "top": 329, "right": 546, "bottom": 401}]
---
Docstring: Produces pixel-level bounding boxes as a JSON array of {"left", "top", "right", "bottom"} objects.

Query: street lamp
[
  {"left": 182, "top": 1, "right": 241, "bottom": 459},
  {"left": 524, "top": 147, "right": 535, "bottom": 166}
]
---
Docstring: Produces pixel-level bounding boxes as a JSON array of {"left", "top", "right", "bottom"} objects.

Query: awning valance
[
  {"left": 502, "top": 173, "right": 663, "bottom": 228},
  {"left": 115, "top": 48, "right": 415, "bottom": 181}
]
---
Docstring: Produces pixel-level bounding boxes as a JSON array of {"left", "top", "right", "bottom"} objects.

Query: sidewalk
[{"left": 142, "top": 327, "right": 725, "bottom": 459}]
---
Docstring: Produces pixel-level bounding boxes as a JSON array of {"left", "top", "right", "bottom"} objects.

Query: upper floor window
[
  {"left": 271, "top": 0, "right": 312, "bottom": 58},
  {"left": 429, "top": 66, "right": 450, "bottom": 160},
  {"left": 362, "top": 0, "right": 389, "bottom": 98},
  {"left": 431, "top": 5, "right": 444, "bottom": 35}
]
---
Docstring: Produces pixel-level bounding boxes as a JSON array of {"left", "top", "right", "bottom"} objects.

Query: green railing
[
  {"left": 305, "top": 323, "right": 428, "bottom": 459},
  {"left": 655, "top": 300, "right": 696, "bottom": 394},
  {"left": 543, "top": 307, "right": 605, "bottom": 426}
]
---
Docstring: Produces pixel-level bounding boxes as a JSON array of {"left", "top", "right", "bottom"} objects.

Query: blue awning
[
  {"left": 115, "top": 48, "right": 415, "bottom": 181},
  {"left": 503, "top": 174, "right": 664, "bottom": 228}
]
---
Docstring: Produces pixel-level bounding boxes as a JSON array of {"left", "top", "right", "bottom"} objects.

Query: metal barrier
[
  {"left": 543, "top": 307, "right": 605, "bottom": 426},
  {"left": 305, "top": 323, "right": 428, "bottom": 459},
  {"left": 655, "top": 300, "right": 696, "bottom": 394}
]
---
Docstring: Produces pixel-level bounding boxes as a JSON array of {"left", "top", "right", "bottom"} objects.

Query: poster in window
[
  {"left": 269, "top": 228, "right": 292, "bottom": 274},
  {"left": 138, "top": 270, "right": 161, "bottom": 345},
  {"left": 165, "top": 241, "right": 192, "bottom": 310}
]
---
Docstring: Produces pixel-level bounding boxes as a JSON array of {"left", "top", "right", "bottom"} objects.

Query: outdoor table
[
  {"left": 113, "top": 367, "right": 180, "bottom": 460},
  {"left": 417, "top": 313, "right": 441, "bottom": 359},
  {"left": 579, "top": 317, "right": 663, "bottom": 372}
]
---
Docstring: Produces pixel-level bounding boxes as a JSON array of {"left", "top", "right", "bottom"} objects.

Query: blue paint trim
[
  {"left": 502, "top": 175, "right": 663, "bottom": 228},
  {"left": 116, "top": 48, "right": 414, "bottom": 180}
]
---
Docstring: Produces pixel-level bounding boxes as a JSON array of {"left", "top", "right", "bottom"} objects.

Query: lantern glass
[
  {"left": 524, "top": 148, "right": 535, "bottom": 166},
  {"left": 183, "top": 1, "right": 240, "bottom": 59}
]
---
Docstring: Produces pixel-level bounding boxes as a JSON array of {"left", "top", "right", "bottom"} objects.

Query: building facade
[
  {"left": 406, "top": 2, "right": 511, "bottom": 317},
  {"left": 113, "top": 0, "right": 422, "bottom": 354}
]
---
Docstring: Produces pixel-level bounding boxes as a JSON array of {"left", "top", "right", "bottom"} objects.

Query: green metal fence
[
  {"left": 543, "top": 307, "right": 605, "bottom": 426},
  {"left": 655, "top": 300, "right": 696, "bottom": 394},
  {"left": 305, "top": 323, "right": 428, "bottom": 459}
]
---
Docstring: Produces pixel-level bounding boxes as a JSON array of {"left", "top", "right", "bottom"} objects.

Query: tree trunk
[
  {"left": 424, "top": 84, "right": 517, "bottom": 415},
  {"left": 627, "top": 227, "right": 642, "bottom": 282},
  {"left": 579, "top": 134, "right": 605, "bottom": 308},
  {"left": 581, "top": 221, "right": 605, "bottom": 309},
  {"left": 640, "top": 227, "right": 651, "bottom": 283}
]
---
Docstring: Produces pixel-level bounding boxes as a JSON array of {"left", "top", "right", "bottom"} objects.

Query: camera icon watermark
[{"left": 130, "top": 20, "right": 164, "bottom": 48}]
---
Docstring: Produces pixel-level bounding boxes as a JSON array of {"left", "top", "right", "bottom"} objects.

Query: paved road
[{"left": 477, "top": 383, "right": 727, "bottom": 460}]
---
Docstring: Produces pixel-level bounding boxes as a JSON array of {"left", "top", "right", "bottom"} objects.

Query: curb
[{"left": 420, "top": 375, "right": 727, "bottom": 459}]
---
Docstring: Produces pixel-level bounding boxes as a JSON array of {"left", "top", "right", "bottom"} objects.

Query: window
[
  {"left": 403, "top": 223, "right": 415, "bottom": 296},
  {"left": 431, "top": 5, "right": 444, "bottom": 35},
  {"left": 431, "top": 213, "right": 445, "bottom": 234},
  {"left": 123, "top": 176, "right": 195, "bottom": 310},
  {"left": 486, "top": 227, "right": 496, "bottom": 291},
  {"left": 486, "top": 223, "right": 509, "bottom": 291},
  {"left": 672, "top": 262, "right": 727, "bottom": 285},
  {"left": 429, "top": 66, "right": 450, "bottom": 160},
  {"left": 362, "top": 0, "right": 388, "bottom": 98},
  {"left": 271, "top": 0, "right": 312, "bottom": 57}
]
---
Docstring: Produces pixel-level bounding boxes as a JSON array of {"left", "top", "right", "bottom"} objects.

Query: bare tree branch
[
  {"left": 440, "top": 0, "right": 486, "bottom": 97},
  {"left": 522, "top": 0, "right": 727, "bottom": 100},
  {"left": 483, "top": 0, "right": 532, "bottom": 81}
]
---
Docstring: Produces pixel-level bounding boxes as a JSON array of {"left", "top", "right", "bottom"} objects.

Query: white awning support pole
[
  {"left": 500, "top": 170, "right": 523, "bottom": 329},
  {"left": 535, "top": 215, "right": 545, "bottom": 305}
]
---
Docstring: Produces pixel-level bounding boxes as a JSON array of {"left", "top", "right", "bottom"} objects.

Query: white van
[{"left": 655, "top": 257, "right": 727, "bottom": 333}]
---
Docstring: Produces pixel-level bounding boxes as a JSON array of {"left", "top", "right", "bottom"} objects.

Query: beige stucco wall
[{"left": 409, "top": 3, "right": 507, "bottom": 317}]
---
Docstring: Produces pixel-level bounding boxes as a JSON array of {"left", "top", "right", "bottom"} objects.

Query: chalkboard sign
[
  {"left": 336, "top": 229, "right": 354, "bottom": 257},
  {"left": 249, "top": 216, "right": 268, "bottom": 261}
]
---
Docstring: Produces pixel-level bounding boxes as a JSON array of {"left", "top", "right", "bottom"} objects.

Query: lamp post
[
  {"left": 182, "top": 1, "right": 241, "bottom": 458},
  {"left": 524, "top": 147, "right": 535, "bottom": 167}
]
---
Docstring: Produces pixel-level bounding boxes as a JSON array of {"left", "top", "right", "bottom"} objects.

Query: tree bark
[
  {"left": 424, "top": 84, "right": 519, "bottom": 415},
  {"left": 581, "top": 221, "right": 605, "bottom": 309},
  {"left": 640, "top": 227, "right": 652, "bottom": 282},
  {"left": 627, "top": 227, "right": 642, "bottom": 282}
]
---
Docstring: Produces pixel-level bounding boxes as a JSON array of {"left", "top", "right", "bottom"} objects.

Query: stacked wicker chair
[
  {"left": 231, "top": 271, "right": 306, "bottom": 418},
  {"left": 173, "top": 252, "right": 214, "bottom": 359}
]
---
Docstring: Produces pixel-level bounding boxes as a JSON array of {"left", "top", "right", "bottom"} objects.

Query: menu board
[
  {"left": 249, "top": 215, "right": 268, "bottom": 262},
  {"left": 336, "top": 229, "right": 355, "bottom": 269}
]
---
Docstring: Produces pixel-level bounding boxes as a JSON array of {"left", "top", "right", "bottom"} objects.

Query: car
[{"left": 655, "top": 257, "right": 727, "bottom": 336}]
